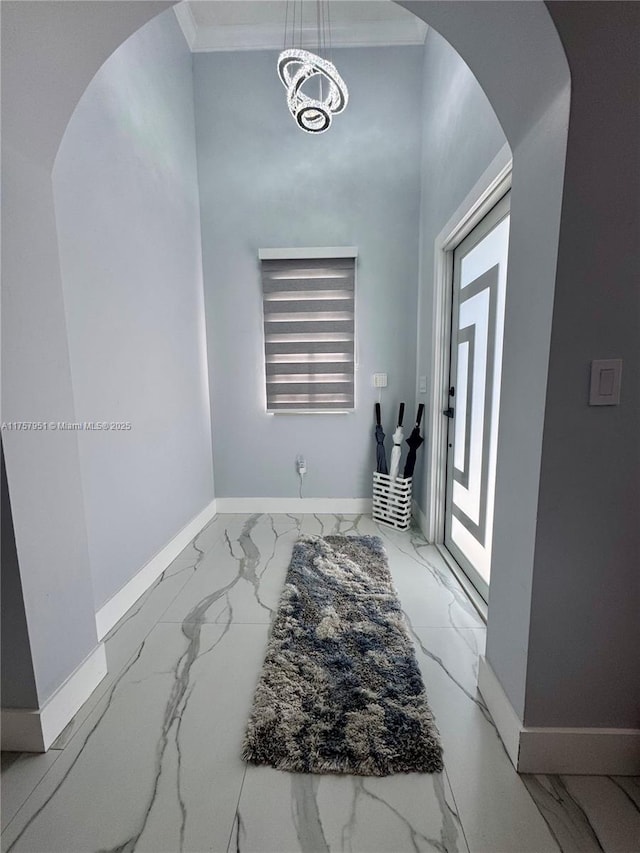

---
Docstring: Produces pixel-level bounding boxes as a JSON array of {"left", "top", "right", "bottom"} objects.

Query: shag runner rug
[{"left": 242, "top": 534, "right": 443, "bottom": 776}]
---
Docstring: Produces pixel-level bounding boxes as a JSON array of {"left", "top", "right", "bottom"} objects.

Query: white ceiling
[{"left": 174, "top": 1, "right": 428, "bottom": 52}]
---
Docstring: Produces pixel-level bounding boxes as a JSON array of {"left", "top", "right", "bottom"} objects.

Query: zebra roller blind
[{"left": 260, "top": 251, "right": 356, "bottom": 412}]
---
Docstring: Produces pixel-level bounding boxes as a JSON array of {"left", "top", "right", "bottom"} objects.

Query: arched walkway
[{"left": 3, "top": 0, "right": 570, "bottom": 757}]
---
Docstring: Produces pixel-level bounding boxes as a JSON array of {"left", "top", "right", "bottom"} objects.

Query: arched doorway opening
[{"left": 2, "top": 0, "right": 570, "bottom": 764}]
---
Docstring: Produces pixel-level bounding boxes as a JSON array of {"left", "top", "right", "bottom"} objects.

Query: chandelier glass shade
[
  {"left": 278, "top": 1, "right": 348, "bottom": 134},
  {"left": 278, "top": 48, "right": 348, "bottom": 133}
]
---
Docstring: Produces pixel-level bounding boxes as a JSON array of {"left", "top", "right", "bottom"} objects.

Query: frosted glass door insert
[{"left": 444, "top": 193, "right": 510, "bottom": 599}]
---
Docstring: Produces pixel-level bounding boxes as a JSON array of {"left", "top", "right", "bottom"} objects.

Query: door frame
[{"left": 423, "top": 147, "right": 512, "bottom": 610}]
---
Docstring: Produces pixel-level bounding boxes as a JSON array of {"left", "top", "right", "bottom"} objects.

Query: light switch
[
  {"left": 598, "top": 369, "right": 615, "bottom": 397},
  {"left": 589, "top": 359, "right": 622, "bottom": 405}
]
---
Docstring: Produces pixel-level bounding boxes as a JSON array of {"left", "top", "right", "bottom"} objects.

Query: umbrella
[
  {"left": 374, "top": 403, "right": 388, "bottom": 475},
  {"left": 403, "top": 403, "right": 425, "bottom": 478},
  {"left": 388, "top": 402, "right": 405, "bottom": 480}
]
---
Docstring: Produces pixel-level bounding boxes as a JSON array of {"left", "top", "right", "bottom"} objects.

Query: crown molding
[
  {"left": 174, "top": 1, "right": 198, "bottom": 50},
  {"left": 174, "top": 5, "right": 427, "bottom": 52}
]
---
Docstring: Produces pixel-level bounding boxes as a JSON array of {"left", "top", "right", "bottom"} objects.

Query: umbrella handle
[
  {"left": 398, "top": 402, "right": 405, "bottom": 426},
  {"left": 375, "top": 402, "right": 381, "bottom": 426},
  {"left": 416, "top": 403, "right": 424, "bottom": 427}
]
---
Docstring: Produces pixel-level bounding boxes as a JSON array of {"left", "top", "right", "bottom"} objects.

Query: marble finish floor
[{"left": 1, "top": 513, "right": 638, "bottom": 852}]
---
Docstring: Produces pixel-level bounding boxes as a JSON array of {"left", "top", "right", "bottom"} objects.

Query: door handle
[{"left": 443, "top": 407, "right": 455, "bottom": 418}]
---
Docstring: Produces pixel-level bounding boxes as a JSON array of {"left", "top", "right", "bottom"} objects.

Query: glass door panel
[{"left": 444, "top": 193, "right": 510, "bottom": 600}]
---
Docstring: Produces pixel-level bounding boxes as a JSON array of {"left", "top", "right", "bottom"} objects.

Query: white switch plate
[
  {"left": 419, "top": 376, "right": 427, "bottom": 394},
  {"left": 373, "top": 373, "right": 387, "bottom": 388},
  {"left": 589, "top": 358, "right": 622, "bottom": 405}
]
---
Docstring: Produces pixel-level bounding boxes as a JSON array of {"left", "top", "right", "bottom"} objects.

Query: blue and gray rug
[{"left": 242, "top": 534, "right": 443, "bottom": 776}]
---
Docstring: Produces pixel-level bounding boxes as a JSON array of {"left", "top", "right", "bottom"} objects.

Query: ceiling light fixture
[{"left": 278, "top": 1, "right": 348, "bottom": 134}]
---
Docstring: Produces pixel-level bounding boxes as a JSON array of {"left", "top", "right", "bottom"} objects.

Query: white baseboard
[
  {"left": 518, "top": 726, "right": 640, "bottom": 776},
  {"left": 215, "top": 498, "right": 372, "bottom": 514},
  {"left": 1, "top": 643, "right": 107, "bottom": 752},
  {"left": 95, "top": 499, "right": 217, "bottom": 640},
  {"left": 478, "top": 655, "right": 640, "bottom": 775},
  {"left": 477, "top": 655, "right": 522, "bottom": 767},
  {"left": 412, "top": 499, "right": 429, "bottom": 537}
]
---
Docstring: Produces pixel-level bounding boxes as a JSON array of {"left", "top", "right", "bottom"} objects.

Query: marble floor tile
[
  {"left": 161, "top": 513, "right": 300, "bottom": 626},
  {"left": 611, "top": 775, "right": 640, "bottom": 810},
  {"left": 299, "top": 513, "right": 372, "bottom": 537},
  {"left": 230, "top": 764, "right": 469, "bottom": 853},
  {"left": 0, "top": 752, "right": 61, "bottom": 832},
  {"left": 50, "top": 517, "right": 224, "bottom": 751},
  {"left": 300, "top": 515, "right": 484, "bottom": 630},
  {"left": 373, "top": 525, "right": 484, "bottom": 630},
  {"left": 3, "top": 514, "right": 636, "bottom": 853},
  {"left": 521, "top": 774, "right": 640, "bottom": 853},
  {"left": 410, "top": 626, "right": 561, "bottom": 853},
  {"left": 2, "top": 622, "right": 268, "bottom": 853},
  {"left": 0, "top": 513, "right": 227, "bottom": 825}
]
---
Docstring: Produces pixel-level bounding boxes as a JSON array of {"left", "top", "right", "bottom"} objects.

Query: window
[{"left": 259, "top": 248, "right": 357, "bottom": 412}]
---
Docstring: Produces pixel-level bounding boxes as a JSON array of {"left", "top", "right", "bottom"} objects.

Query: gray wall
[
  {"left": 52, "top": 10, "right": 214, "bottom": 610},
  {"left": 413, "top": 26, "right": 507, "bottom": 510},
  {"left": 402, "top": 1, "right": 571, "bottom": 723},
  {"left": 1, "top": 0, "right": 172, "bottom": 705},
  {"left": 1, "top": 442, "right": 39, "bottom": 709},
  {"left": 194, "top": 47, "right": 423, "bottom": 498},
  {"left": 524, "top": 1, "right": 640, "bottom": 728}
]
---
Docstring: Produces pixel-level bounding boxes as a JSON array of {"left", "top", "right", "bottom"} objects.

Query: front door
[{"left": 444, "top": 193, "right": 510, "bottom": 600}]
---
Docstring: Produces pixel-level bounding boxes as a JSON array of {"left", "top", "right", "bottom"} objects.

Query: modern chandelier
[{"left": 278, "top": 0, "right": 348, "bottom": 134}]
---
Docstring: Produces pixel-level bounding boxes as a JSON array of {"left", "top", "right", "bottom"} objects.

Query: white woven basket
[{"left": 372, "top": 472, "right": 412, "bottom": 531}]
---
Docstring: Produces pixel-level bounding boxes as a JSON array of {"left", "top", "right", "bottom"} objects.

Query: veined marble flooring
[{"left": 1, "top": 514, "right": 638, "bottom": 853}]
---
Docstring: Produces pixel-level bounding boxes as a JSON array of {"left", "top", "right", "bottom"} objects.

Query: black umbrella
[
  {"left": 403, "top": 404, "right": 425, "bottom": 478},
  {"left": 374, "top": 403, "right": 388, "bottom": 475}
]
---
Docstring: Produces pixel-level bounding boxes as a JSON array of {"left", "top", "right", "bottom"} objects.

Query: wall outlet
[
  {"left": 419, "top": 375, "right": 427, "bottom": 393},
  {"left": 296, "top": 455, "right": 307, "bottom": 475}
]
